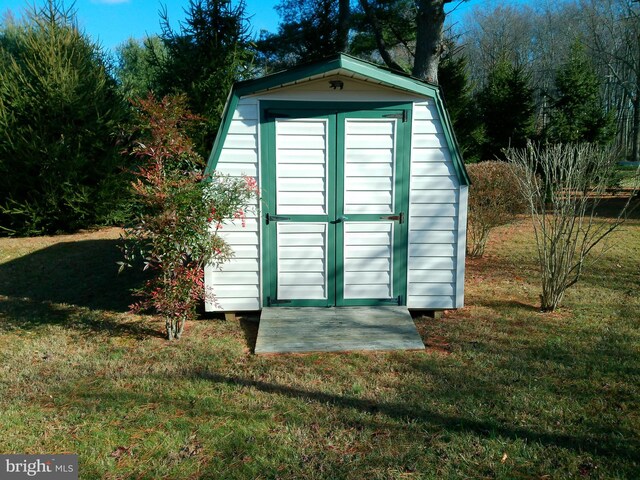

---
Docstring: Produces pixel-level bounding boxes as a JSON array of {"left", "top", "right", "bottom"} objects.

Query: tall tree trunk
[
  {"left": 634, "top": 47, "right": 640, "bottom": 163},
  {"left": 412, "top": 0, "right": 448, "bottom": 84},
  {"left": 337, "top": 0, "right": 350, "bottom": 53},
  {"left": 633, "top": 88, "right": 640, "bottom": 162}
]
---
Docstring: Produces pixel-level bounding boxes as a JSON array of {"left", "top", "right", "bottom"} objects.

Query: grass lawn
[
  {"left": 616, "top": 166, "right": 640, "bottom": 189},
  {"left": 0, "top": 217, "right": 639, "bottom": 479}
]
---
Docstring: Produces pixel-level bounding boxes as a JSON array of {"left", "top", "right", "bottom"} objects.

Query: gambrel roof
[{"left": 206, "top": 53, "right": 469, "bottom": 185}]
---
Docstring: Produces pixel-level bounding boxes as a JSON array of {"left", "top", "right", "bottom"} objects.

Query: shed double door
[{"left": 261, "top": 103, "right": 410, "bottom": 307}]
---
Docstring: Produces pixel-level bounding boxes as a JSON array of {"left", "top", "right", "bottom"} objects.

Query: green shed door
[{"left": 261, "top": 104, "right": 410, "bottom": 307}]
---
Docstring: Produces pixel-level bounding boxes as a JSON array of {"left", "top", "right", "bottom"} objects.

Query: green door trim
[
  {"left": 260, "top": 108, "right": 336, "bottom": 307},
  {"left": 260, "top": 101, "right": 412, "bottom": 308},
  {"left": 334, "top": 108, "right": 412, "bottom": 307}
]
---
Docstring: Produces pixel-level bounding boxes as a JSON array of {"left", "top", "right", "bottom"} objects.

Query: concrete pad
[{"left": 255, "top": 306, "right": 425, "bottom": 354}]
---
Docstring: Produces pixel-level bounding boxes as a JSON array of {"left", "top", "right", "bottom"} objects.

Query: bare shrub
[
  {"left": 505, "top": 142, "right": 638, "bottom": 312},
  {"left": 467, "top": 161, "right": 527, "bottom": 257}
]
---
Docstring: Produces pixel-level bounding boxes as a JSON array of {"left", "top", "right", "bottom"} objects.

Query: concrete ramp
[{"left": 255, "top": 306, "right": 424, "bottom": 354}]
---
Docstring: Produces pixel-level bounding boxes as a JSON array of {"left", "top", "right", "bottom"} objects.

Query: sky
[{"left": 0, "top": 0, "right": 513, "bottom": 53}]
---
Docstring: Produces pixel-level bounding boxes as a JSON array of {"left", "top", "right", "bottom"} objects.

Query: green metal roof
[{"left": 206, "top": 53, "right": 469, "bottom": 185}]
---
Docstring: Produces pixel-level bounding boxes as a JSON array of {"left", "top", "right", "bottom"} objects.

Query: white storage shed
[{"left": 204, "top": 54, "right": 470, "bottom": 312}]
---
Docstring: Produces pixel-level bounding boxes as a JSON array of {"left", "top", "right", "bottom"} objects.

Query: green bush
[
  {"left": 467, "top": 161, "right": 527, "bottom": 257},
  {"left": 0, "top": 1, "right": 128, "bottom": 236}
]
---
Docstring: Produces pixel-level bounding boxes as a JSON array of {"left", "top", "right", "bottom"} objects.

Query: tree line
[
  {"left": 0, "top": 0, "right": 637, "bottom": 236},
  {"left": 254, "top": 0, "right": 633, "bottom": 161}
]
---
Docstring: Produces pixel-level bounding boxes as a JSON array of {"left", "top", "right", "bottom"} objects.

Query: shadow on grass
[
  {"left": 187, "top": 371, "right": 639, "bottom": 462},
  {"left": 200, "top": 311, "right": 260, "bottom": 352},
  {"left": 0, "top": 239, "right": 146, "bottom": 313},
  {"left": 0, "top": 238, "right": 161, "bottom": 337},
  {"left": 239, "top": 314, "right": 260, "bottom": 354},
  {"left": 0, "top": 297, "right": 164, "bottom": 338},
  {"left": 593, "top": 195, "right": 640, "bottom": 220}
]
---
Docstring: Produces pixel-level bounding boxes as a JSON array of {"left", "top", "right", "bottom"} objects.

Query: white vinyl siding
[
  {"left": 343, "top": 222, "right": 393, "bottom": 299},
  {"left": 277, "top": 223, "right": 328, "bottom": 300},
  {"left": 344, "top": 119, "right": 396, "bottom": 215},
  {"left": 276, "top": 119, "right": 328, "bottom": 215},
  {"left": 407, "top": 99, "right": 461, "bottom": 309},
  {"left": 206, "top": 79, "right": 468, "bottom": 312},
  {"left": 205, "top": 98, "right": 261, "bottom": 311},
  {"left": 456, "top": 186, "right": 468, "bottom": 307}
]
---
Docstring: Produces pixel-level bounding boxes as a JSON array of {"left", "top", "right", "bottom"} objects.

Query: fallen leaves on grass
[
  {"left": 110, "top": 445, "right": 133, "bottom": 460},
  {"left": 179, "top": 435, "right": 203, "bottom": 459}
]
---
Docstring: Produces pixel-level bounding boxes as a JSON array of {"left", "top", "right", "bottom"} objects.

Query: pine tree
[
  {"left": 0, "top": 1, "right": 127, "bottom": 235},
  {"left": 439, "top": 52, "right": 484, "bottom": 162},
  {"left": 544, "top": 42, "right": 613, "bottom": 145},
  {"left": 257, "top": 0, "right": 349, "bottom": 71},
  {"left": 477, "top": 58, "right": 535, "bottom": 160},
  {"left": 152, "top": 0, "right": 254, "bottom": 156}
]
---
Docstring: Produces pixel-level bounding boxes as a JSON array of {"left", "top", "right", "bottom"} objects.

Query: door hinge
[
  {"left": 266, "top": 213, "right": 291, "bottom": 225},
  {"left": 267, "top": 296, "right": 292, "bottom": 307},
  {"left": 380, "top": 212, "right": 404, "bottom": 224},
  {"left": 383, "top": 111, "right": 408, "bottom": 123}
]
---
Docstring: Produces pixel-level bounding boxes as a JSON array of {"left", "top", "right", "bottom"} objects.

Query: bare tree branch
[{"left": 358, "top": 0, "right": 407, "bottom": 73}]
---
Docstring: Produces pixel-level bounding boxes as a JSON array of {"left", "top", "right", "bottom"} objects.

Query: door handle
[
  {"left": 331, "top": 216, "right": 349, "bottom": 224},
  {"left": 265, "top": 213, "right": 291, "bottom": 224}
]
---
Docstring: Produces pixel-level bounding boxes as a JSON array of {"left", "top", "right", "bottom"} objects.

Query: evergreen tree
[
  {"left": 257, "top": 0, "right": 349, "bottom": 71},
  {"left": 439, "top": 52, "right": 484, "bottom": 162},
  {"left": 350, "top": 0, "right": 416, "bottom": 71},
  {"left": 258, "top": 0, "right": 462, "bottom": 84},
  {"left": 544, "top": 42, "right": 614, "bottom": 145},
  {"left": 477, "top": 58, "right": 535, "bottom": 160},
  {"left": 152, "top": 0, "right": 254, "bottom": 155},
  {"left": 0, "top": 1, "right": 127, "bottom": 235},
  {"left": 115, "top": 36, "right": 166, "bottom": 100}
]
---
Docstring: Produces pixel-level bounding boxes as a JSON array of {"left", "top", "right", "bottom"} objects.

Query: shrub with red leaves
[{"left": 121, "top": 94, "right": 257, "bottom": 340}]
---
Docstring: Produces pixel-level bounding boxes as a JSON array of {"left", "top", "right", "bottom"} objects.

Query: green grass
[
  {"left": 1, "top": 222, "right": 639, "bottom": 479},
  {"left": 615, "top": 166, "right": 640, "bottom": 189}
]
